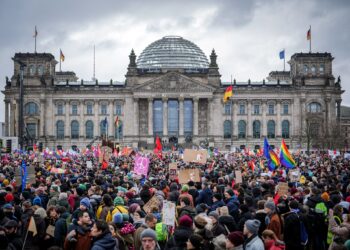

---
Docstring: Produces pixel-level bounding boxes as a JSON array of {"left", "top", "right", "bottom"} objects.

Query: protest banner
[
  {"left": 162, "top": 201, "right": 176, "bottom": 226},
  {"left": 178, "top": 168, "right": 201, "bottom": 184},
  {"left": 169, "top": 162, "right": 177, "bottom": 180},
  {"left": 183, "top": 149, "right": 208, "bottom": 164},
  {"left": 134, "top": 156, "right": 150, "bottom": 177},
  {"left": 278, "top": 182, "right": 289, "bottom": 196},
  {"left": 235, "top": 170, "right": 243, "bottom": 184},
  {"left": 143, "top": 196, "right": 160, "bottom": 214}
]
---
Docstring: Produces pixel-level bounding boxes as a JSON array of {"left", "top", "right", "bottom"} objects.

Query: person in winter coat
[
  {"left": 71, "top": 197, "right": 95, "bottom": 222},
  {"left": 208, "top": 212, "right": 226, "bottom": 237},
  {"left": 243, "top": 219, "right": 265, "bottom": 250},
  {"left": 91, "top": 220, "right": 118, "bottom": 250},
  {"left": 179, "top": 197, "right": 197, "bottom": 219},
  {"left": 141, "top": 228, "right": 161, "bottom": 250},
  {"left": 262, "top": 230, "right": 285, "bottom": 250},
  {"left": 283, "top": 200, "right": 304, "bottom": 250},
  {"left": 188, "top": 181, "right": 199, "bottom": 205},
  {"left": 140, "top": 184, "right": 152, "bottom": 204},
  {"left": 226, "top": 231, "right": 244, "bottom": 250},
  {"left": 254, "top": 200, "right": 267, "bottom": 236},
  {"left": 328, "top": 209, "right": 350, "bottom": 250},
  {"left": 196, "top": 182, "right": 213, "bottom": 206},
  {"left": 186, "top": 234, "right": 205, "bottom": 250},
  {"left": 193, "top": 215, "right": 214, "bottom": 248},
  {"left": 168, "top": 183, "right": 180, "bottom": 204},
  {"left": 179, "top": 185, "right": 194, "bottom": 207},
  {"left": 134, "top": 213, "right": 158, "bottom": 250},
  {"left": 1, "top": 220, "right": 23, "bottom": 250},
  {"left": 264, "top": 201, "right": 283, "bottom": 240},
  {"left": 166, "top": 215, "right": 194, "bottom": 250},
  {"left": 217, "top": 206, "right": 237, "bottom": 232},
  {"left": 210, "top": 193, "right": 225, "bottom": 212},
  {"left": 97, "top": 194, "right": 114, "bottom": 221},
  {"left": 224, "top": 190, "right": 240, "bottom": 220},
  {"left": 237, "top": 204, "right": 253, "bottom": 231},
  {"left": 47, "top": 185, "right": 60, "bottom": 207},
  {"left": 54, "top": 206, "right": 71, "bottom": 247}
]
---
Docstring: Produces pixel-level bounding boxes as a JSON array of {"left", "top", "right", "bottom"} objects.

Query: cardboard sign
[
  {"left": 143, "top": 196, "right": 160, "bottom": 214},
  {"left": 162, "top": 201, "right": 176, "bottom": 226},
  {"left": 134, "top": 156, "right": 150, "bottom": 177},
  {"left": 86, "top": 161, "right": 92, "bottom": 169},
  {"left": 169, "top": 163, "right": 178, "bottom": 180},
  {"left": 278, "top": 182, "right": 289, "bottom": 196},
  {"left": 178, "top": 168, "right": 201, "bottom": 184},
  {"left": 289, "top": 170, "right": 300, "bottom": 182},
  {"left": 235, "top": 170, "right": 243, "bottom": 184},
  {"left": 183, "top": 149, "right": 208, "bottom": 164}
]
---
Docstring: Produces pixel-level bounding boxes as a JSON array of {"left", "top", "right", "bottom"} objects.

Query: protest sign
[
  {"left": 278, "top": 182, "right": 289, "bottom": 196},
  {"left": 143, "top": 196, "right": 160, "bottom": 214},
  {"left": 134, "top": 156, "right": 150, "bottom": 177},
  {"left": 235, "top": 170, "right": 243, "bottom": 184},
  {"left": 162, "top": 201, "right": 176, "bottom": 226},
  {"left": 169, "top": 162, "right": 177, "bottom": 180},
  {"left": 99, "top": 146, "right": 112, "bottom": 163},
  {"left": 183, "top": 149, "right": 208, "bottom": 164},
  {"left": 178, "top": 168, "right": 201, "bottom": 184},
  {"left": 289, "top": 170, "right": 300, "bottom": 182},
  {"left": 86, "top": 161, "right": 92, "bottom": 169}
]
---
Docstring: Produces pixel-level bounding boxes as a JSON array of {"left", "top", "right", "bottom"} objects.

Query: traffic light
[
  {"left": 38, "top": 142, "right": 43, "bottom": 152},
  {"left": 6, "top": 140, "right": 12, "bottom": 153}
]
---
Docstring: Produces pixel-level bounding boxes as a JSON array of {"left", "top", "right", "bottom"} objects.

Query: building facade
[{"left": 2, "top": 36, "right": 345, "bottom": 150}]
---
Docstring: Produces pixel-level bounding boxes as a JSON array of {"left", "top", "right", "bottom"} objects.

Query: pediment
[{"left": 133, "top": 72, "right": 215, "bottom": 93}]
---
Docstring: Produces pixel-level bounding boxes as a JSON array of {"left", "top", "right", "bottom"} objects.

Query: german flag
[
  {"left": 60, "top": 49, "right": 65, "bottom": 62},
  {"left": 307, "top": 28, "right": 311, "bottom": 40},
  {"left": 223, "top": 85, "right": 233, "bottom": 103}
]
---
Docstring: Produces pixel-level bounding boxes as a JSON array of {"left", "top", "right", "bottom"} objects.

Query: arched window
[
  {"left": 282, "top": 120, "right": 290, "bottom": 138},
  {"left": 56, "top": 120, "right": 64, "bottom": 139},
  {"left": 308, "top": 102, "right": 322, "bottom": 113},
  {"left": 267, "top": 120, "right": 275, "bottom": 138},
  {"left": 238, "top": 120, "right": 246, "bottom": 139},
  {"left": 29, "top": 65, "right": 35, "bottom": 75},
  {"left": 86, "top": 120, "right": 94, "bottom": 139},
  {"left": 115, "top": 121, "right": 123, "bottom": 139},
  {"left": 223, "top": 120, "right": 232, "bottom": 139},
  {"left": 253, "top": 120, "right": 261, "bottom": 138},
  {"left": 71, "top": 120, "right": 79, "bottom": 139},
  {"left": 38, "top": 65, "right": 44, "bottom": 75},
  {"left": 304, "top": 65, "right": 309, "bottom": 74},
  {"left": 25, "top": 102, "right": 39, "bottom": 115},
  {"left": 100, "top": 120, "right": 108, "bottom": 136}
]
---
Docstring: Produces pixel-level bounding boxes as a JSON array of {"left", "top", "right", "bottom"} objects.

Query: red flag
[
  {"left": 154, "top": 136, "right": 162, "bottom": 159},
  {"left": 248, "top": 160, "right": 255, "bottom": 172},
  {"left": 33, "top": 144, "right": 37, "bottom": 152},
  {"left": 102, "top": 160, "right": 108, "bottom": 170}
]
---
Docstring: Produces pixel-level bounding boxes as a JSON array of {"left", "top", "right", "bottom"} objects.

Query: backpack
[
  {"left": 96, "top": 205, "right": 103, "bottom": 219},
  {"left": 155, "top": 222, "right": 168, "bottom": 242},
  {"left": 315, "top": 202, "right": 328, "bottom": 217},
  {"left": 105, "top": 207, "right": 115, "bottom": 223}
]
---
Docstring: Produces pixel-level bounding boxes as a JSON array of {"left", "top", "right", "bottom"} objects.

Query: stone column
[
  {"left": 10, "top": 101, "right": 16, "bottom": 137},
  {"left": 80, "top": 101, "right": 85, "bottom": 138},
  {"left": 15, "top": 99, "right": 19, "bottom": 137},
  {"left": 109, "top": 101, "right": 114, "bottom": 138},
  {"left": 233, "top": 100, "right": 238, "bottom": 137},
  {"left": 65, "top": 101, "right": 70, "bottom": 138},
  {"left": 5, "top": 101, "right": 9, "bottom": 136},
  {"left": 148, "top": 98, "right": 153, "bottom": 136},
  {"left": 193, "top": 98, "right": 199, "bottom": 136},
  {"left": 247, "top": 100, "right": 252, "bottom": 137},
  {"left": 179, "top": 97, "right": 184, "bottom": 136},
  {"left": 336, "top": 100, "right": 341, "bottom": 122},
  {"left": 276, "top": 100, "right": 281, "bottom": 137},
  {"left": 40, "top": 99, "right": 46, "bottom": 137},
  {"left": 134, "top": 98, "right": 139, "bottom": 136},
  {"left": 262, "top": 100, "right": 267, "bottom": 137},
  {"left": 94, "top": 100, "right": 99, "bottom": 138},
  {"left": 162, "top": 97, "right": 168, "bottom": 136}
]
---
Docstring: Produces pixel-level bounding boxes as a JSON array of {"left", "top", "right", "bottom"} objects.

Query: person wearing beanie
[
  {"left": 243, "top": 219, "right": 264, "bottom": 250},
  {"left": 224, "top": 189, "right": 240, "bottom": 220},
  {"left": 264, "top": 200, "right": 282, "bottom": 240},
  {"left": 179, "top": 214, "right": 193, "bottom": 229},
  {"left": 112, "top": 196, "right": 128, "bottom": 215},
  {"left": 208, "top": 211, "right": 226, "bottom": 237},
  {"left": 194, "top": 215, "right": 213, "bottom": 247},
  {"left": 187, "top": 233, "right": 204, "bottom": 250},
  {"left": 237, "top": 204, "right": 253, "bottom": 231},
  {"left": 134, "top": 213, "right": 158, "bottom": 250},
  {"left": 33, "top": 196, "right": 42, "bottom": 207},
  {"left": 283, "top": 200, "right": 304, "bottom": 250},
  {"left": 4, "top": 193, "right": 14, "bottom": 203},
  {"left": 211, "top": 193, "right": 225, "bottom": 212},
  {"left": 179, "top": 184, "right": 194, "bottom": 207},
  {"left": 179, "top": 196, "right": 197, "bottom": 219},
  {"left": 166, "top": 215, "right": 194, "bottom": 250},
  {"left": 140, "top": 228, "right": 160, "bottom": 250},
  {"left": 71, "top": 197, "right": 95, "bottom": 222},
  {"left": 226, "top": 231, "right": 244, "bottom": 250}
]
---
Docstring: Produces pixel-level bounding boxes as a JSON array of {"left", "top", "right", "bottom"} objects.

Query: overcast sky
[{"left": 1, "top": 0, "right": 349, "bottom": 122}]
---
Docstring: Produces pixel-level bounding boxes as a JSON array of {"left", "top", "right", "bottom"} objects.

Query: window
[
  {"left": 239, "top": 104, "right": 245, "bottom": 115},
  {"left": 184, "top": 100, "right": 193, "bottom": 137},
  {"left": 308, "top": 102, "right": 322, "bottom": 113},
  {"left": 282, "top": 120, "right": 290, "bottom": 138},
  {"left": 310, "top": 122, "right": 320, "bottom": 137},
  {"left": 100, "top": 120, "right": 108, "bottom": 136},
  {"left": 153, "top": 100, "right": 163, "bottom": 136},
  {"left": 71, "top": 120, "right": 79, "bottom": 139},
  {"left": 85, "top": 120, "right": 94, "bottom": 139},
  {"left": 56, "top": 120, "right": 65, "bottom": 139},
  {"left": 115, "top": 121, "right": 123, "bottom": 139},
  {"left": 304, "top": 65, "right": 309, "bottom": 74},
  {"left": 268, "top": 104, "right": 274, "bottom": 115},
  {"left": 72, "top": 104, "right": 78, "bottom": 115},
  {"left": 267, "top": 120, "right": 275, "bottom": 138},
  {"left": 115, "top": 104, "right": 122, "bottom": 115},
  {"left": 38, "top": 65, "right": 44, "bottom": 75},
  {"left": 224, "top": 120, "right": 232, "bottom": 138},
  {"left": 87, "top": 104, "right": 93, "bottom": 115},
  {"left": 311, "top": 65, "right": 316, "bottom": 74},
  {"left": 168, "top": 100, "right": 179, "bottom": 136},
  {"left": 253, "top": 104, "right": 260, "bottom": 115},
  {"left": 29, "top": 65, "right": 35, "bottom": 75},
  {"left": 319, "top": 64, "right": 325, "bottom": 74},
  {"left": 57, "top": 104, "right": 64, "bottom": 115},
  {"left": 283, "top": 104, "right": 289, "bottom": 115},
  {"left": 238, "top": 120, "right": 246, "bottom": 138},
  {"left": 27, "top": 123, "right": 37, "bottom": 139},
  {"left": 224, "top": 103, "right": 232, "bottom": 115},
  {"left": 101, "top": 104, "right": 107, "bottom": 115},
  {"left": 25, "top": 102, "right": 39, "bottom": 115},
  {"left": 253, "top": 120, "right": 261, "bottom": 138}
]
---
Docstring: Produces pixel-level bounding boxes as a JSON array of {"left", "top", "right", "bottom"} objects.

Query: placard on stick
[
  {"left": 143, "top": 196, "right": 160, "bottom": 214},
  {"left": 169, "top": 162, "right": 178, "bottom": 180},
  {"left": 183, "top": 149, "right": 208, "bottom": 164},
  {"left": 162, "top": 201, "right": 176, "bottom": 226},
  {"left": 278, "top": 182, "right": 289, "bottom": 196},
  {"left": 178, "top": 168, "right": 201, "bottom": 184},
  {"left": 234, "top": 170, "right": 242, "bottom": 184}
]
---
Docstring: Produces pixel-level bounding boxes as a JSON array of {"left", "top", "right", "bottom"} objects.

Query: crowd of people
[{"left": 0, "top": 146, "right": 350, "bottom": 250}]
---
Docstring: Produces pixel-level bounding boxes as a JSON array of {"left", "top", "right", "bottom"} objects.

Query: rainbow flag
[
  {"left": 269, "top": 150, "right": 280, "bottom": 170},
  {"left": 279, "top": 139, "right": 296, "bottom": 168}
]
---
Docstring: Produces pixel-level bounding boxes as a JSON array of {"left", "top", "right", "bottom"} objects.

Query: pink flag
[{"left": 134, "top": 156, "right": 149, "bottom": 177}]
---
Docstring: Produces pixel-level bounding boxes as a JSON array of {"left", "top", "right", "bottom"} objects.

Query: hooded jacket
[{"left": 91, "top": 232, "right": 117, "bottom": 250}]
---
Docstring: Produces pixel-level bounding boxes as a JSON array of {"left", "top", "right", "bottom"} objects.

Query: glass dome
[{"left": 137, "top": 36, "right": 209, "bottom": 69}]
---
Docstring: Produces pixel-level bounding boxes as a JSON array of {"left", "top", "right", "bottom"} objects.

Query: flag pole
[
  {"left": 309, "top": 25, "right": 312, "bottom": 53},
  {"left": 230, "top": 75, "right": 233, "bottom": 148},
  {"left": 34, "top": 26, "right": 37, "bottom": 53},
  {"left": 59, "top": 50, "right": 62, "bottom": 72}
]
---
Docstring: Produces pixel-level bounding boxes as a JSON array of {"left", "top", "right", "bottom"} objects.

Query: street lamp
[{"left": 11, "top": 58, "right": 26, "bottom": 150}]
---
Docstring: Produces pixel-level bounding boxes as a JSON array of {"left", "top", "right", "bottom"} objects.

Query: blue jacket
[
  {"left": 211, "top": 200, "right": 226, "bottom": 212},
  {"left": 91, "top": 232, "right": 117, "bottom": 250},
  {"left": 196, "top": 188, "right": 213, "bottom": 206}
]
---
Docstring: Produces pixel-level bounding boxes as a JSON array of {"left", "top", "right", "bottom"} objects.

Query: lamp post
[{"left": 12, "top": 58, "right": 26, "bottom": 150}]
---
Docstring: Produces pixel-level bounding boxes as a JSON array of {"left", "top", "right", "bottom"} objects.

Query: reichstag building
[{"left": 2, "top": 36, "right": 344, "bottom": 150}]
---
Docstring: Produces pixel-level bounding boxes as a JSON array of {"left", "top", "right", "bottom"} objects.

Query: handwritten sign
[
  {"left": 169, "top": 163, "right": 178, "bottom": 180},
  {"left": 183, "top": 149, "right": 208, "bottom": 164},
  {"left": 235, "top": 170, "right": 243, "bottom": 184},
  {"left": 178, "top": 168, "right": 201, "bottom": 184},
  {"left": 143, "top": 196, "right": 160, "bottom": 214},
  {"left": 86, "top": 161, "right": 92, "bottom": 169},
  {"left": 162, "top": 201, "right": 176, "bottom": 226},
  {"left": 134, "top": 156, "right": 150, "bottom": 177},
  {"left": 278, "top": 182, "right": 289, "bottom": 196},
  {"left": 289, "top": 170, "right": 300, "bottom": 182}
]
